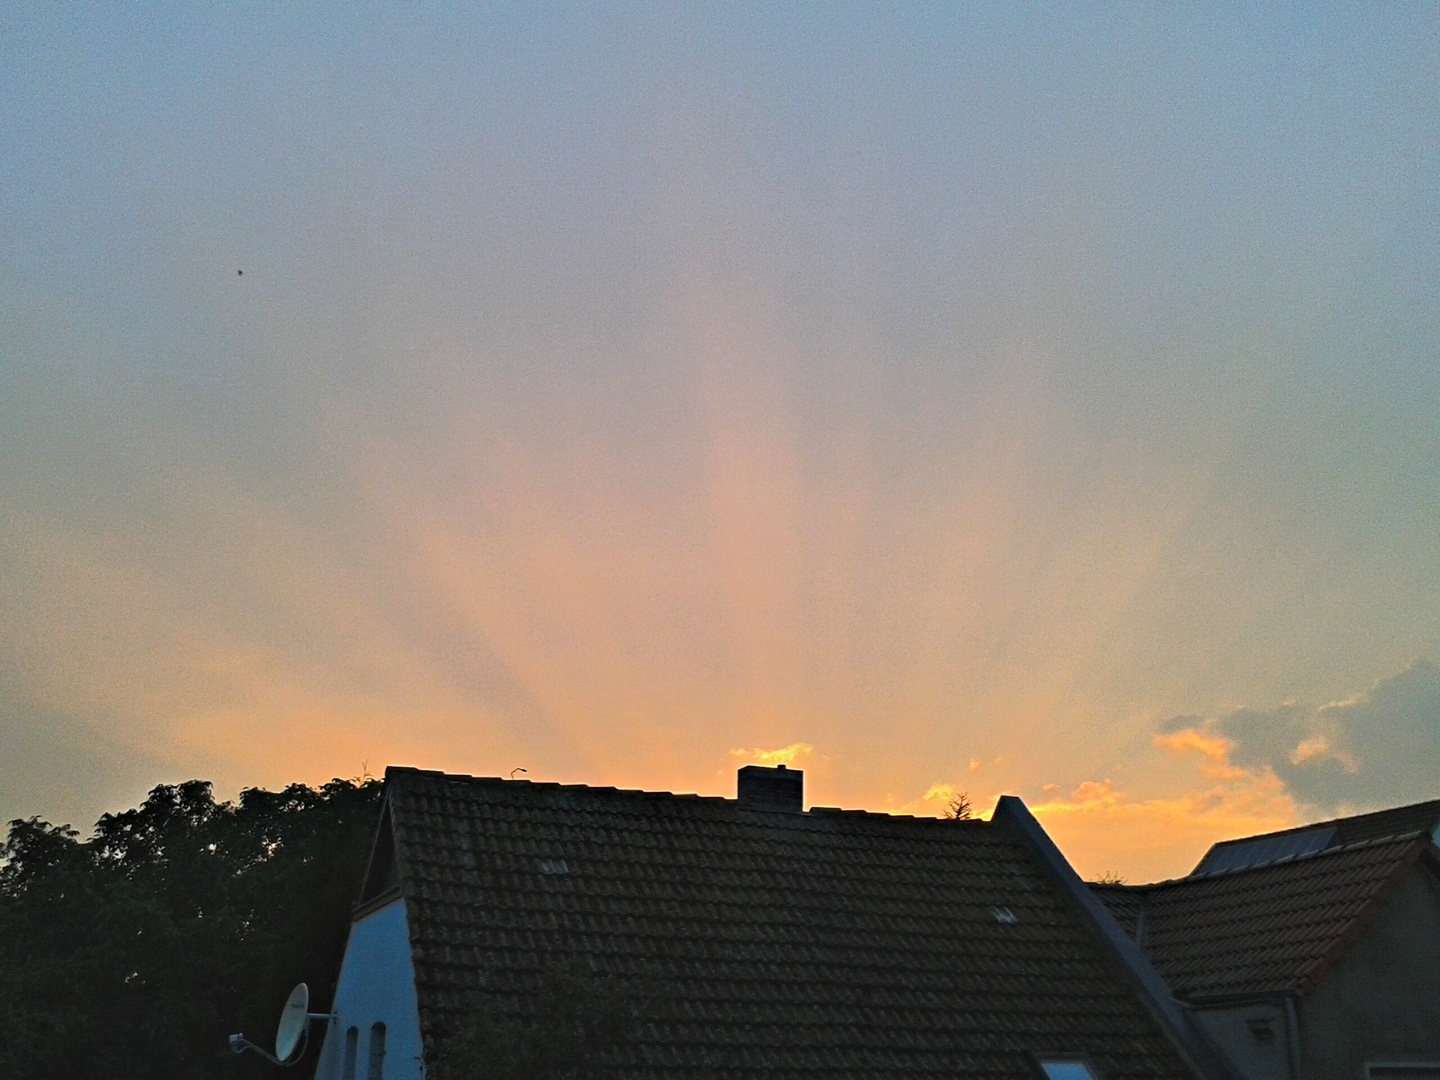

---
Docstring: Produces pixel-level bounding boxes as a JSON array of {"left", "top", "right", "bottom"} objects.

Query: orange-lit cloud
[
  {"left": 1030, "top": 726, "right": 1298, "bottom": 882},
  {"left": 1151, "top": 728, "right": 1246, "bottom": 778},
  {"left": 902, "top": 781, "right": 989, "bottom": 819},
  {"left": 729, "top": 742, "right": 814, "bottom": 767}
]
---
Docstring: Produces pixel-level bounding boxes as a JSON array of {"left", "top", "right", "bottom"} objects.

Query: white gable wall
[{"left": 314, "top": 899, "right": 424, "bottom": 1080}]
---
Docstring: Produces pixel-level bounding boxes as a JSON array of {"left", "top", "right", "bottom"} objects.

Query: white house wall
[{"left": 314, "top": 899, "right": 424, "bottom": 1080}]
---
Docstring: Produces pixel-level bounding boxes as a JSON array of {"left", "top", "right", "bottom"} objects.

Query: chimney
[{"left": 737, "top": 764, "right": 803, "bottom": 813}]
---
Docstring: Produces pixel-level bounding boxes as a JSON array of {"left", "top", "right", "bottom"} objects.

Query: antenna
[{"left": 227, "top": 982, "right": 335, "bottom": 1066}]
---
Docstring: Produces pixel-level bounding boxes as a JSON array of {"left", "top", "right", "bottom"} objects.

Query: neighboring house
[
  {"left": 1187, "top": 801, "right": 1440, "bottom": 877},
  {"left": 1092, "top": 802, "right": 1440, "bottom": 1080},
  {"left": 312, "top": 764, "right": 1222, "bottom": 1080}
]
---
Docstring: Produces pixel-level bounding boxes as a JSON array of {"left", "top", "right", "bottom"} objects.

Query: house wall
[
  {"left": 313, "top": 898, "right": 425, "bottom": 1080},
  {"left": 1187, "top": 1001, "right": 1291, "bottom": 1080},
  {"left": 1297, "top": 865, "right": 1440, "bottom": 1080}
]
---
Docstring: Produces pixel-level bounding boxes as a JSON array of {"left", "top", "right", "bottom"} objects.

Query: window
[
  {"left": 1035, "top": 1059, "right": 1100, "bottom": 1080},
  {"left": 1245, "top": 1016, "right": 1276, "bottom": 1044},
  {"left": 367, "top": 1022, "right": 387, "bottom": 1080},
  {"left": 342, "top": 1027, "right": 359, "bottom": 1080}
]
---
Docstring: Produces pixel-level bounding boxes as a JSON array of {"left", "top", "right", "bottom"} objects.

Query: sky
[{"left": 2, "top": 3, "right": 1438, "bottom": 882}]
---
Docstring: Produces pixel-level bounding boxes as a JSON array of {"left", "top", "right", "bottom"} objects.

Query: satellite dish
[
  {"left": 275, "top": 983, "right": 310, "bottom": 1062},
  {"left": 228, "top": 982, "right": 333, "bottom": 1065}
]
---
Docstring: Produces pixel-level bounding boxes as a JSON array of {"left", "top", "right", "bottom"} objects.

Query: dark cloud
[{"left": 1173, "top": 659, "right": 1440, "bottom": 814}]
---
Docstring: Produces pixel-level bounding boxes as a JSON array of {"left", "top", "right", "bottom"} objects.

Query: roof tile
[{"left": 1095, "top": 834, "right": 1433, "bottom": 999}]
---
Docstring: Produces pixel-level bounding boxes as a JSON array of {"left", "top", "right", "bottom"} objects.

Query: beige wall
[
  {"left": 1189, "top": 1001, "right": 1291, "bottom": 1080},
  {"left": 1297, "top": 864, "right": 1440, "bottom": 1080},
  {"left": 1183, "top": 863, "right": 1440, "bottom": 1080}
]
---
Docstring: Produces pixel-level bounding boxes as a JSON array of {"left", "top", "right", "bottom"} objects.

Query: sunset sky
[{"left": 3, "top": 4, "right": 1438, "bottom": 881}]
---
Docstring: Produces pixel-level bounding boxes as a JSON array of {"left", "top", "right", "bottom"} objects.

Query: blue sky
[{"left": 3, "top": 3, "right": 1438, "bottom": 878}]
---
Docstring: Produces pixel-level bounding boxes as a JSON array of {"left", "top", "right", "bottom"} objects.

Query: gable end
[{"left": 357, "top": 798, "right": 400, "bottom": 910}]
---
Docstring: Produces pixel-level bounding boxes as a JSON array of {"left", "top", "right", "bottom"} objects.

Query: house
[
  {"left": 311, "top": 764, "right": 1225, "bottom": 1080},
  {"left": 1091, "top": 801, "right": 1440, "bottom": 1080},
  {"left": 1188, "top": 800, "right": 1440, "bottom": 876}
]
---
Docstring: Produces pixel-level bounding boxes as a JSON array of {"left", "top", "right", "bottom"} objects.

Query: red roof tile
[{"left": 1094, "top": 835, "right": 1436, "bottom": 1000}]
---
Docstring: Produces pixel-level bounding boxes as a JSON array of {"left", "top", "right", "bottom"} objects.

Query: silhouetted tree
[
  {"left": 944, "top": 792, "right": 974, "bottom": 820},
  {"left": 0, "top": 776, "right": 381, "bottom": 1079}
]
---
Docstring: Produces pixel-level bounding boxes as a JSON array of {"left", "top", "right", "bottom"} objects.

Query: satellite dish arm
[
  {"left": 227, "top": 1015, "right": 335, "bottom": 1066},
  {"left": 228, "top": 1032, "right": 296, "bottom": 1066}
]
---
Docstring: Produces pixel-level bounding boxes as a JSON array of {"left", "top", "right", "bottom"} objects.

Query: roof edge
[
  {"left": 1294, "top": 836, "right": 1440, "bottom": 993},
  {"left": 381, "top": 764, "right": 985, "bottom": 824},
  {"left": 992, "top": 796, "right": 1237, "bottom": 1080},
  {"left": 1112, "top": 830, "right": 1434, "bottom": 892},
  {"left": 1194, "top": 796, "right": 1440, "bottom": 867},
  {"left": 352, "top": 884, "right": 403, "bottom": 922}
]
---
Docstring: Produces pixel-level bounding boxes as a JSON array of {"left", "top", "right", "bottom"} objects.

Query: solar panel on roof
[{"left": 1192, "top": 826, "right": 1336, "bottom": 875}]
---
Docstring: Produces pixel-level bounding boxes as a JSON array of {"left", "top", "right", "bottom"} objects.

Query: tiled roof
[
  {"left": 1091, "top": 884, "right": 1144, "bottom": 943},
  {"left": 1093, "top": 835, "right": 1437, "bottom": 1000},
  {"left": 1191, "top": 797, "right": 1440, "bottom": 874},
  {"left": 377, "top": 767, "right": 1198, "bottom": 1080}
]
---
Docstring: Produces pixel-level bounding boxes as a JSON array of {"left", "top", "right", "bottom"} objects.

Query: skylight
[
  {"left": 1037, "top": 1059, "right": 1100, "bottom": 1080},
  {"left": 1193, "top": 826, "right": 1335, "bottom": 874}
]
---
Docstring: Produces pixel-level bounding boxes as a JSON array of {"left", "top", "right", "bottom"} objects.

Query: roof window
[
  {"left": 539, "top": 858, "right": 570, "bottom": 875},
  {"left": 1036, "top": 1058, "right": 1100, "bottom": 1080},
  {"left": 991, "top": 906, "right": 1018, "bottom": 924}
]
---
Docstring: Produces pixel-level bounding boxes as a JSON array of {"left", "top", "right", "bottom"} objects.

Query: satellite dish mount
[{"left": 228, "top": 983, "right": 335, "bottom": 1066}]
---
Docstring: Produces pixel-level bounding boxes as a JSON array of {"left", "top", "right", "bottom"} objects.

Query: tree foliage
[{"left": 0, "top": 777, "right": 380, "bottom": 1079}]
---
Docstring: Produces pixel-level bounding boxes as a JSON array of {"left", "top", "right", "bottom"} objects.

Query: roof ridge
[
  {"left": 385, "top": 765, "right": 729, "bottom": 803},
  {"left": 382, "top": 765, "right": 990, "bottom": 825},
  {"left": 1188, "top": 830, "right": 1429, "bottom": 881},
  {"left": 1107, "top": 831, "right": 1431, "bottom": 891},
  {"left": 1203, "top": 797, "right": 1440, "bottom": 850}
]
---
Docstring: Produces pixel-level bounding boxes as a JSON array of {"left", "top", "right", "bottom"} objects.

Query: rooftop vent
[{"left": 737, "top": 764, "right": 803, "bottom": 813}]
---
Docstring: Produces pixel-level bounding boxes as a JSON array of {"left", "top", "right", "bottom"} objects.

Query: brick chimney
[{"left": 737, "top": 764, "right": 803, "bottom": 813}]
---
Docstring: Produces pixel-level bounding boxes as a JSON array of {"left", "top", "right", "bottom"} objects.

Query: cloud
[
  {"left": 1024, "top": 658, "right": 1440, "bottom": 881},
  {"left": 1031, "top": 735, "right": 1296, "bottom": 881},
  {"left": 1161, "top": 658, "right": 1440, "bottom": 814},
  {"left": 729, "top": 742, "right": 814, "bottom": 767},
  {"left": 1151, "top": 728, "right": 1244, "bottom": 776}
]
